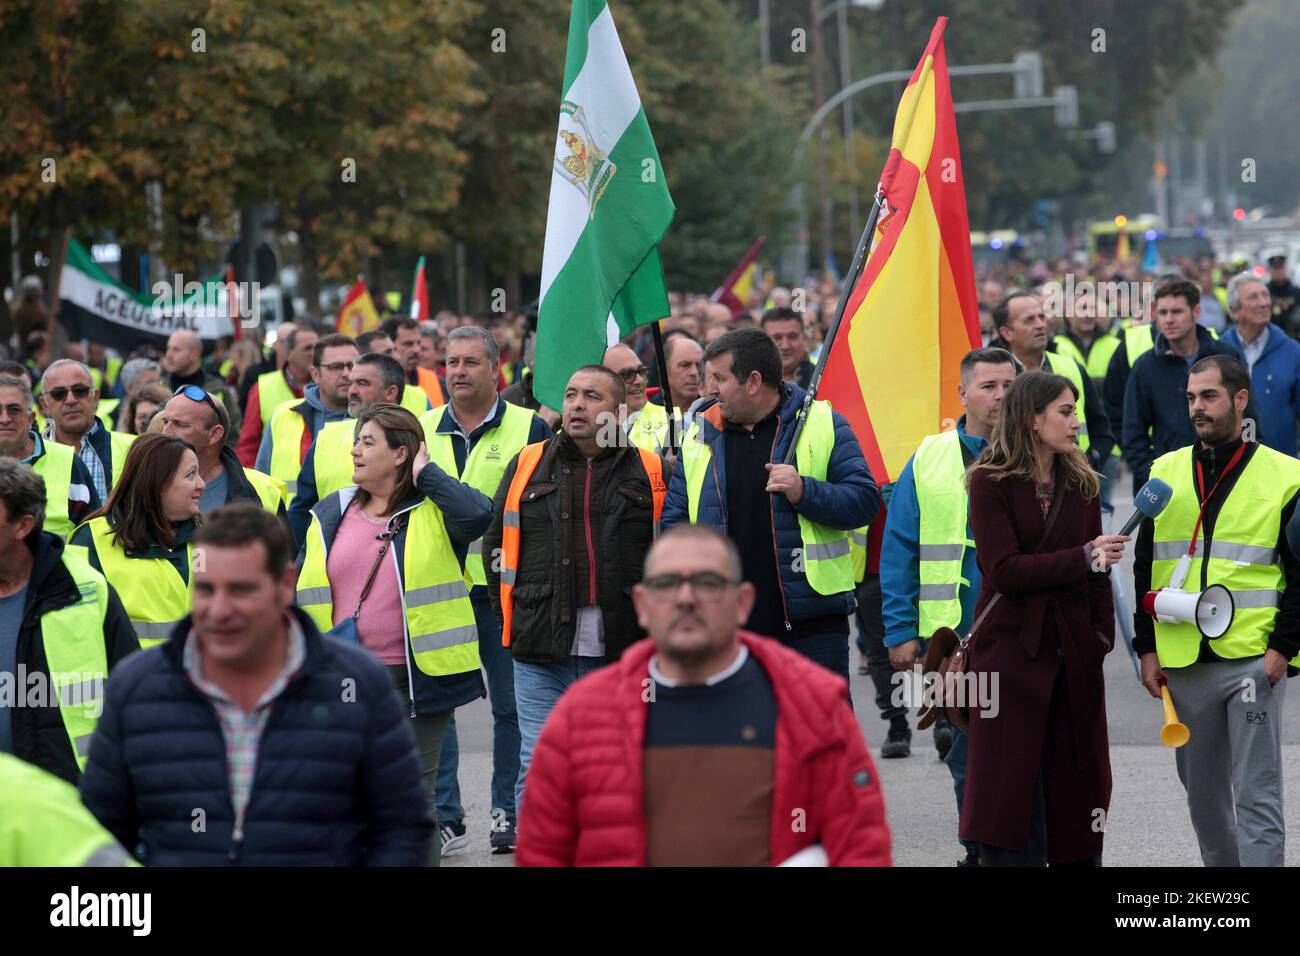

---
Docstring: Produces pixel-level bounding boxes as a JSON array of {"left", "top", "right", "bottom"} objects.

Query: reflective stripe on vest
[
  {"left": 267, "top": 400, "right": 310, "bottom": 491},
  {"left": 913, "top": 429, "right": 972, "bottom": 634},
  {"left": 257, "top": 371, "right": 296, "bottom": 426},
  {"left": 88, "top": 517, "right": 190, "bottom": 649},
  {"left": 499, "top": 442, "right": 664, "bottom": 647},
  {"left": 680, "top": 400, "right": 854, "bottom": 596},
  {"left": 1043, "top": 351, "right": 1090, "bottom": 452},
  {"left": 38, "top": 548, "right": 111, "bottom": 772},
  {"left": 31, "top": 441, "right": 77, "bottom": 540},
  {"left": 244, "top": 468, "right": 288, "bottom": 512},
  {"left": 421, "top": 402, "right": 534, "bottom": 587},
  {"left": 313, "top": 419, "right": 358, "bottom": 501},
  {"left": 1149, "top": 445, "right": 1300, "bottom": 668},
  {"left": 106, "top": 431, "right": 136, "bottom": 490},
  {"left": 297, "top": 494, "right": 479, "bottom": 676},
  {"left": 416, "top": 368, "right": 446, "bottom": 408}
]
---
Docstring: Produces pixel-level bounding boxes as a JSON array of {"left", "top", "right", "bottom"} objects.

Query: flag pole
[
  {"left": 650, "top": 322, "right": 678, "bottom": 453},
  {"left": 781, "top": 184, "right": 884, "bottom": 466}
]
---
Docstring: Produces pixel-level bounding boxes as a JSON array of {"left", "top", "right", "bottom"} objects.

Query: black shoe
[
  {"left": 933, "top": 723, "right": 953, "bottom": 761},
  {"left": 489, "top": 808, "right": 516, "bottom": 854},
  {"left": 881, "top": 721, "right": 911, "bottom": 759}
]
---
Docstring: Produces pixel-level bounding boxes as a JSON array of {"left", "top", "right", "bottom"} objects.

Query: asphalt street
[{"left": 440, "top": 478, "right": 1300, "bottom": 867}]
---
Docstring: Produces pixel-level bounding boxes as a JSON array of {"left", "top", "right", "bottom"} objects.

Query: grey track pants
[{"left": 1164, "top": 656, "right": 1286, "bottom": 867}]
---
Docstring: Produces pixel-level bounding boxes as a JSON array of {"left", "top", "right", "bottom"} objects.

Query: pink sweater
[{"left": 327, "top": 504, "right": 407, "bottom": 665}]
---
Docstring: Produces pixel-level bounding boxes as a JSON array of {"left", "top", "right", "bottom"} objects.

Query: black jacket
[
  {"left": 1121, "top": 326, "right": 1253, "bottom": 492},
  {"left": 484, "top": 433, "right": 668, "bottom": 664},
  {"left": 78, "top": 607, "right": 433, "bottom": 866},
  {"left": 1132, "top": 438, "right": 1300, "bottom": 663},
  {"left": 10, "top": 531, "right": 139, "bottom": 783}
]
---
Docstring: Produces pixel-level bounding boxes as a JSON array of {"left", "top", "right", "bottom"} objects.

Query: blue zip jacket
[
  {"left": 299, "top": 460, "right": 493, "bottom": 715},
  {"left": 660, "top": 382, "right": 880, "bottom": 625},
  {"left": 1221, "top": 323, "right": 1300, "bottom": 457},
  {"left": 78, "top": 606, "right": 434, "bottom": 866},
  {"left": 254, "top": 383, "right": 349, "bottom": 476},
  {"left": 880, "top": 416, "right": 986, "bottom": 648}
]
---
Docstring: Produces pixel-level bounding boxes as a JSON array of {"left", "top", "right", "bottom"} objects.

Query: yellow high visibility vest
[
  {"left": 297, "top": 491, "right": 479, "bottom": 676},
  {"left": 256, "top": 370, "right": 297, "bottom": 426},
  {"left": 912, "top": 429, "right": 972, "bottom": 635},
  {"left": 627, "top": 402, "right": 681, "bottom": 453},
  {"left": 1150, "top": 445, "right": 1300, "bottom": 668},
  {"left": 86, "top": 516, "right": 191, "bottom": 649},
  {"left": 267, "top": 401, "right": 311, "bottom": 497},
  {"left": 849, "top": 526, "right": 869, "bottom": 583},
  {"left": 420, "top": 402, "right": 534, "bottom": 587},
  {"left": 30, "top": 440, "right": 79, "bottom": 540},
  {"left": 1042, "top": 350, "right": 1090, "bottom": 453},
  {"left": 0, "top": 752, "right": 135, "bottom": 865},
  {"left": 244, "top": 467, "right": 289, "bottom": 512},
  {"left": 681, "top": 399, "right": 853, "bottom": 596},
  {"left": 310, "top": 419, "right": 358, "bottom": 502},
  {"left": 36, "top": 547, "right": 111, "bottom": 772},
  {"left": 1125, "top": 324, "right": 1155, "bottom": 367},
  {"left": 106, "top": 430, "right": 136, "bottom": 490},
  {"left": 399, "top": 385, "right": 430, "bottom": 416}
]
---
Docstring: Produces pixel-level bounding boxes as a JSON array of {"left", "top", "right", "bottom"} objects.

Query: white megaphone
[{"left": 1142, "top": 553, "right": 1234, "bottom": 638}]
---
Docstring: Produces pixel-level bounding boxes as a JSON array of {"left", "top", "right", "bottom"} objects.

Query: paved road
[{"left": 440, "top": 479, "right": 1300, "bottom": 867}]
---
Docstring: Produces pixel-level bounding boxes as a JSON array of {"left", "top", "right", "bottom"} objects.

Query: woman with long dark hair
[
  {"left": 294, "top": 403, "right": 492, "bottom": 866},
  {"left": 68, "top": 433, "right": 205, "bottom": 648},
  {"left": 960, "top": 371, "right": 1128, "bottom": 866}
]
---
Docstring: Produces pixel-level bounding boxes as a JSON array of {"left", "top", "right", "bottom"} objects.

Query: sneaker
[
  {"left": 489, "top": 808, "right": 517, "bottom": 854},
  {"left": 439, "top": 821, "right": 467, "bottom": 858},
  {"left": 881, "top": 721, "right": 911, "bottom": 759},
  {"left": 933, "top": 722, "right": 954, "bottom": 761},
  {"left": 957, "top": 852, "right": 981, "bottom": 867}
]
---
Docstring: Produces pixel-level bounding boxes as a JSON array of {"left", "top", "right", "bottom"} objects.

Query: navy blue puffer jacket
[
  {"left": 78, "top": 608, "right": 433, "bottom": 866},
  {"left": 661, "top": 382, "right": 880, "bottom": 625}
]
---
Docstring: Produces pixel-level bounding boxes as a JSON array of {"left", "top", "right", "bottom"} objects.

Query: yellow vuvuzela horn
[{"left": 1160, "top": 685, "right": 1190, "bottom": 748}]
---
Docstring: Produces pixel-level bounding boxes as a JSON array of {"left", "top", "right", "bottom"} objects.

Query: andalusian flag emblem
[
  {"left": 818, "top": 17, "right": 980, "bottom": 483},
  {"left": 535, "top": 0, "right": 675, "bottom": 411}
]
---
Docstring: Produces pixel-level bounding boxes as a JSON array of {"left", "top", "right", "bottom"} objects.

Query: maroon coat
[{"left": 959, "top": 459, "right": 1114, "bottom": 863}]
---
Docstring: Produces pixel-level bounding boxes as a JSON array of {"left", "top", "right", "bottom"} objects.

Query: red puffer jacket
[{"left": 517, "top": 631, "right": 892, "bottom": 866}]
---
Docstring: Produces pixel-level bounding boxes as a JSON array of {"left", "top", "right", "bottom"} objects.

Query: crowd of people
[{"left": 3, "top": 246, "right": 1300, "bottom": 868}]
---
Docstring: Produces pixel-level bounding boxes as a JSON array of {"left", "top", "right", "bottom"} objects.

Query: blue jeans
[
  {"left": 945, "top": 725, "right": 980, "bottom": 857},
  {"left": 514, "top": 655, "right": 608, "bottom": 813},
  {"left": 435, "top": 589, "right": 520, "bottom": 824}
]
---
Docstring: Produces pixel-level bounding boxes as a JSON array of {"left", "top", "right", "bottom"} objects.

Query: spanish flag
[
  {"left": 337, "top": 279, "right": 380, "bottom": 337},
  {"left": 817, "top": 17, "right": 979, "bottom": 484},
  {"left": 711, "top": 237, "right": 763, "bottom": 318}
]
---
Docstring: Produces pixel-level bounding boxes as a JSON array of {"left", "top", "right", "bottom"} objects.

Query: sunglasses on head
[
  {"left": 45, "top": 384, "right": 92, "bottom": 403},
  {"left": 173, "top": 384, "right": 222, "bottom": 422}
]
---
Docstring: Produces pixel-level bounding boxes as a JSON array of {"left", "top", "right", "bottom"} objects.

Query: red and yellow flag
[
  {"left": 711, "top": 237, "right": 764, "bottom": 318},
  {"left": 818, "top": 17, "right": 979, "bottom": 484},
  {"left": 337, "top": 279, "right": 380, "bottom": 337}
]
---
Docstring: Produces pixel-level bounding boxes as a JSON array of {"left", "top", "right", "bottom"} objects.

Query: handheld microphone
[{"left": 1120, "top": 478, "right": 1173, "bottom": 536}]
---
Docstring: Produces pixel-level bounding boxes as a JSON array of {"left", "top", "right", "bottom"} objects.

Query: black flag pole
[
  {"left": 650, "top": 322, "right": 678, "bottom": 453},
  {"left": 780, "top": 184, "right": 886, "bottom": 466}
]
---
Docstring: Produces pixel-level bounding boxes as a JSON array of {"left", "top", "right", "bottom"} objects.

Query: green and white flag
[{"left": 535, "top": 0, "right": 675, "bottom": 410}]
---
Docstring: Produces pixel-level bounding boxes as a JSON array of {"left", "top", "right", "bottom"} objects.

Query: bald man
[{"left": 161, "top": 331, "right": 242, "bottom": 449}]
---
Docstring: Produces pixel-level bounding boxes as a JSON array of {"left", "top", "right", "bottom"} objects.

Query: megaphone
[
  {"left": 1142, "top": 584, "right": 1234, "bottom": 639},
  {"left": 1159, "top": 684, "right": 1190, "bottom": 748}
]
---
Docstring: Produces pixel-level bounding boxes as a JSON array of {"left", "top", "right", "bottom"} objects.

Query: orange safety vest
[
  {"left": 416, "top": 368, "right": 446, "bottom": 408},
  {"left": 499, "top": 441, "right": 666, "bottom": 648}
]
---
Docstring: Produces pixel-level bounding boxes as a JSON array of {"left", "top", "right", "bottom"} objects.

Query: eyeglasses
[
  {"left": 319, "top": 361, "right": 355, "bottom": 374},
  {"left": 45, "top": 385, "right": 92, "bottom": 403},
  {"left": 173, "top": 384, "right": 221, "bottom": 423},
  {"left": 0, "top": 403, "right": 28, "bottom": 420},
  {"left": 642, "top": 571, "right": 739, "bottom": 602},
  {"left": 615, "top": 366, "right": 650, "bottom": 383}
]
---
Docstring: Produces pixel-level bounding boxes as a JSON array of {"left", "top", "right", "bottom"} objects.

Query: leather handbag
[
  {"left": 324, "top": 515, "right": 406, "bottom": 645},
  {"left": 916, "top": 477, "right": 1065, "bottom": 732}
]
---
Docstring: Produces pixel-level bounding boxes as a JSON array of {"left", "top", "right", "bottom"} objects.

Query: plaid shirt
[
  {"left": 43, "top": 418, "right": 108, "bottom": 503},
  {"left": 183, "top": 617, "right": 307, "bottom": 835}
]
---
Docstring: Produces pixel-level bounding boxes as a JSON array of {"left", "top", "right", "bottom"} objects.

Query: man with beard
[{"left": 1133, "top": 355, "right": 1300, "bottom": 866}]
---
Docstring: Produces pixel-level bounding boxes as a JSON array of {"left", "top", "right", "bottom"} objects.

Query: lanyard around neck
[{"left": 1188, "top": 443, "right": 1246, "bottom": 557}]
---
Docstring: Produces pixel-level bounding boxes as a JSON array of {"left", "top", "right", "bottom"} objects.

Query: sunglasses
[
  {"left": 173, "top": 385, "right": 222, "bottom": 423},
  {"left": 615, "top": 366, "right": 650, "bottom": 383},
  {"left": 45, "top": 384, "right": 92, "bottom": 403}
]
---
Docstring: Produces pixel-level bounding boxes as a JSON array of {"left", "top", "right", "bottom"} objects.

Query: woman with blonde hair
[
  {"left": 960, "top": 371, "right": 1129, "bottom": 866},
  {"left": 294, "top": 403, "right": 491, "bottom": 865}
]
